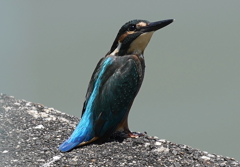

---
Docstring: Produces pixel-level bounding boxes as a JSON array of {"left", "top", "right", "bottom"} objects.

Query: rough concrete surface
[{"left": 0, "top": 94, "right": 239, "bottom": 167}]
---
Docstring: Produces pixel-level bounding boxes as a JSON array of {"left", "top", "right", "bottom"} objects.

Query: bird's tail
[
  {"left": 58, "top": 116, "right": 94, "bottom": 152},
  {"left": 58, "top": 137, "right": 81, "bottom": 152}
]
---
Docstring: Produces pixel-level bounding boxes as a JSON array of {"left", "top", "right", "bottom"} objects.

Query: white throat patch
[{"left": 127, "top": 31, "right": 154, "bottom": 55}]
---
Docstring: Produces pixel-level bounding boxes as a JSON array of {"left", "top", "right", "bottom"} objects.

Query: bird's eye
[{"left": 128, "top": 25, "right": 136, "bottom": 31}]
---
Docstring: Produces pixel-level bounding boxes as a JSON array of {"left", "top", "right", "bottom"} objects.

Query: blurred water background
[{"left": 1, "top": 1, "right": 240, "bottom": 160}]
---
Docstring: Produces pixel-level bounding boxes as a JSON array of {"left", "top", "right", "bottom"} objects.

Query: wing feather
[{"left": 92, "top": 58, "right": 140, "bottom": 137}]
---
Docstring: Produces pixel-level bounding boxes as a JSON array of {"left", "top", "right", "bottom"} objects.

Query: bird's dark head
[{"left": 107, "top": 19, "right": 173, "bottom": 56}]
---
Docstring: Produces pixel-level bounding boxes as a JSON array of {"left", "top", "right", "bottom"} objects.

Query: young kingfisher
[{"left": 59, "top": 19, "right": 173, "bottom": 152}]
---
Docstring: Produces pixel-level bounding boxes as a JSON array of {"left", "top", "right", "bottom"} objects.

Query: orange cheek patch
[
  {"left": 119, "top": 33, "right": 128, "bottom": 42},
  {"left": 118, "top": 32, "right": 134, "bottom": 42}
]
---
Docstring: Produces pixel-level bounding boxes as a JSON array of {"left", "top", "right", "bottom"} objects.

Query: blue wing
[{"left": 59, "top": 56, "right": 142, "bottom": 152}]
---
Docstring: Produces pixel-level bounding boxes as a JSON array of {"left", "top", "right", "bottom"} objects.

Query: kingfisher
[{"left": 59, "top": 19, "right": 173, "bottom": 152}]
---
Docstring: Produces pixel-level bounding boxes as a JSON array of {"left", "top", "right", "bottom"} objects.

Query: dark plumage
[{"left": 59, "top": 19, "right": 173, "bottom": 152}]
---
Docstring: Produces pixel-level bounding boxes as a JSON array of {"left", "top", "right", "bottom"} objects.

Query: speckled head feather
[{"left": 108, "top": 19, "right": 150, "bottom": 56}]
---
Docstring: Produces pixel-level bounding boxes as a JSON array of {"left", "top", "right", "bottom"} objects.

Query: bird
[{"left": 59, "top": 19, "right": 173, "bottom": 152}]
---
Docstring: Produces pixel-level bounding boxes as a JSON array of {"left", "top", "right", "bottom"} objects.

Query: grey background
[{"left": 1, "top": 1, "right": 240, "bottom": 160}]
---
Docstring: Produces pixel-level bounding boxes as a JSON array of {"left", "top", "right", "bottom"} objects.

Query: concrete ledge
[{"left": 0, "top": 94, "right": 239, "bottom": 166}]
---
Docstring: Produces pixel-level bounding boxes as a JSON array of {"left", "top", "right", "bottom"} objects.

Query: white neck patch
[{"left": 110, "top": 42, "right": 122, "bottom": 56}]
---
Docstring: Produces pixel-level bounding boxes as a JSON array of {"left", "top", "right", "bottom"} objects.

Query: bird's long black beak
[{"left": 141, "top": 19, "right": 174, "bottom": 33}]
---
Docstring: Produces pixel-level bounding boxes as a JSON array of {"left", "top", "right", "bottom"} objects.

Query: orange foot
[{"left": 124, "top": 130, "right": 146, "bottom": 138}]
